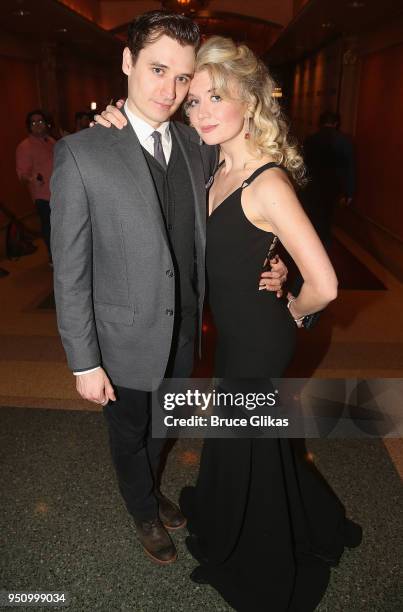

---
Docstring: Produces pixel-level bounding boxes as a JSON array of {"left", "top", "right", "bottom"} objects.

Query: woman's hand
[{"left": 92, "top": 99, "right": 127, "bottom": 129}]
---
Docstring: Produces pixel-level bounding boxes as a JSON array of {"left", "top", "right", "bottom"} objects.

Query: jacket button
[
  {"left": 166, "top": 270, "right": 174, "bottom": 277},
  {"left": 165, "top": 309, "right": 174, "bottom": 316}
]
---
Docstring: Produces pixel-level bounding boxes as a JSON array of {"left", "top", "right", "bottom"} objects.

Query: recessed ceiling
[
  {"left": 112, "top": 11, "right": 283, "bottom": 56},
  {"left": 267, "top": 0, "right": 403, "bottom": 65},
  {"left": 0, "top": 0, "right": 122, "bottom": 61}
]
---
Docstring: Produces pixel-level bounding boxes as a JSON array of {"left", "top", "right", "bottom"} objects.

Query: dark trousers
[
  {"left": 103, "top": 325, "right": 195, "bottom": 520},
  {"left": 35, "top": 199, "right": 51, "bottom": 257}
]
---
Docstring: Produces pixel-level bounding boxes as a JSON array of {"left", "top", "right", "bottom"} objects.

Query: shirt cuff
[{"left": 73, "top": 366, "right": 101, "bottom": 376}]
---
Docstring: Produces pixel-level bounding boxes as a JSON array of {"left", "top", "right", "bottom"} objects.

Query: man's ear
[{"left": 122, "top": 47, "right": 132, "bottom": 76}]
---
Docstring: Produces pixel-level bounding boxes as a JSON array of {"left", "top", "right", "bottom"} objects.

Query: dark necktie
[{"left": 151, "top": 130, "right": 167, "bottom": 170}]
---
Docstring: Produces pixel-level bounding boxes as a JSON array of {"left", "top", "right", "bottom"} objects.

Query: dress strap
[
  {"left": 206, "top": 159, "right": 225, "bottom": 189},
  {"left": 241, "top": 162, "right": 281, "bottom": 189}
]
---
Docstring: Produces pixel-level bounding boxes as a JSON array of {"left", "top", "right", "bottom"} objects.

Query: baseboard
[{"left": 334, "top": 207, "right": 403, "bottom": 282}]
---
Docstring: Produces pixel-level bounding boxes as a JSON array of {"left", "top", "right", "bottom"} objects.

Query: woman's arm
[{"left": 254, "top": 171, "right": 338, "bottom": 320}]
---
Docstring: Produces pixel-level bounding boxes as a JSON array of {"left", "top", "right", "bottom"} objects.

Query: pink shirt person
[{"left": 16, "top": 134, "right": 55, "bottom": 201}]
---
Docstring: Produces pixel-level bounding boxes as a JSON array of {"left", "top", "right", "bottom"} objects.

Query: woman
[{"left": 97, "top": 36, "right": 361, "bottom": 612}]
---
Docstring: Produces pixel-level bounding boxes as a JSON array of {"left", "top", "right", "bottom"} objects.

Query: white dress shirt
[
  {"left": 74, "top": 104, "right": 172, "bottom": 376},
  {"left": 125, "top": 101, "right": 172, "bottom": 163}
]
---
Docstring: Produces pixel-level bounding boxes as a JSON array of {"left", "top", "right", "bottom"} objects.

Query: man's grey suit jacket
[{"left": 50, "top": 119, "right": 217, "bottom": 391}]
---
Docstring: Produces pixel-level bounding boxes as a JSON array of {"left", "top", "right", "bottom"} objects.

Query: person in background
[
  {"left": 75, "top": 111, "right": 91, "bottom": 132},
  {"left": 16, "top": 109, "right": 55, "bottom": 261},
  {"left": 301, "top": 110, "right": 355, "bottom": 248}
]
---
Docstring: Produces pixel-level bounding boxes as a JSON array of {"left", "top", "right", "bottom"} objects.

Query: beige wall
[
  {"left": 286, "top": 15, "right": 403, "bottom": 280},
  {"left": 337, "top": 18, "right": 403, "bottom": 279},
  {"left": 289, "top": 39, "right": 342, "bottom": 140},
  {"left": 0, "top": 34, "right": 43, "bottom": 226},
  {"left": 1, "top": 28, "right": 122, "bottom": 260}
]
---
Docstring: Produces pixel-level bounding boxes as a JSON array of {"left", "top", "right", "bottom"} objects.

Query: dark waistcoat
[{"left": 142, "top": 130, "right": 196, "bottom": 335}]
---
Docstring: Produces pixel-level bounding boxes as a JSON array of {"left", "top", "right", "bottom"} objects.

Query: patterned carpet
[{"left": 0, "top": 407, "right": 401, "bottom": 612}]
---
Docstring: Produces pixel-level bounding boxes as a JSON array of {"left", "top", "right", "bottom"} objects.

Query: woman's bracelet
[{"left": 287, "top": 296, "right": 305, "bottom": 328}]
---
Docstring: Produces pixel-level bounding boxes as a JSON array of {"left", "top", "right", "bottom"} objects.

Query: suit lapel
[
  {"left": 171, "top": 122, "right": 207, "bottom": 250},
  {"left": 109, "top": 113, "right": 168, "bottom": 243}
]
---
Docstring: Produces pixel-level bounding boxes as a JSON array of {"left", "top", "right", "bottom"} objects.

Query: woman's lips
[{"left": 200, "top": 125, "right": 218, "bottom": 133}]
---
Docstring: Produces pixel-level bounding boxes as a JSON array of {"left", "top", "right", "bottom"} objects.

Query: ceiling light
[
  {"left": 161, "top": 0, "right": 209, "bottom": 13},
  {"left": 13, "top": 9, "right": 30, "bottom": 17}
]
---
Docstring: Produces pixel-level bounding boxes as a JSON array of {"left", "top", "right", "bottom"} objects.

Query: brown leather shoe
[
  {"left": 133, "top": 516, "right": 177, "bottom": 565},
  {"left": 155, "top": 490, "right": 187, "bottom": 531}
]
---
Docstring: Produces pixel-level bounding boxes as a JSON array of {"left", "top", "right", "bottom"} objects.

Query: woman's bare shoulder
[{"left": 253, "top": 166, "right": 295, "bottom": 206}]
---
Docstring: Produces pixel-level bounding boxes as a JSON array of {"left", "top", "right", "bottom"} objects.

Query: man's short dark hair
[
  {"left": 26, "top": 109, "right": 47, "bottom": 132},
  {"left": 127, "top": 10, "right": 200, "bottom": 63},
  {"left": 320, "top": 111, "right": 340, "bottom": 128}
]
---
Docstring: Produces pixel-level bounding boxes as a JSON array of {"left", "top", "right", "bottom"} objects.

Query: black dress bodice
[{"left": 206, "top": 162, "right": 296, "bottom": 377}]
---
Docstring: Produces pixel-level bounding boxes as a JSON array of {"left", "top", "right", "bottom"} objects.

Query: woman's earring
[
  {"left": 199, "top": 136, "right": 203, "bottom": 145},
  {"left": 244, "top": 116, "right": 252, "bottom": 140}
]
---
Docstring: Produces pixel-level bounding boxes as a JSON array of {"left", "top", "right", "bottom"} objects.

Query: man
[
  {"left": 51, "top": 11, "right": 286, "bottom": 566},
  {"left": 16, "top": 110, "right": 55, "bottom": 260},
  {"left": 302, "top": 110, "right": 355, "bottom": 248}
]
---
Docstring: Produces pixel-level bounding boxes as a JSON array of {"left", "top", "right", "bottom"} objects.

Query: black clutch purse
[
  {"left": 301, "top": 311, "right": 321, "bottom": 329},
  {"left": 287, "top": 299, "right": 322, "bottom": 329}
]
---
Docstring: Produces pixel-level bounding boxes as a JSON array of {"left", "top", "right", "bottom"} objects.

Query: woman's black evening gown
[{"left": 180, "top": 163, "right": 361, "bottom": 612}]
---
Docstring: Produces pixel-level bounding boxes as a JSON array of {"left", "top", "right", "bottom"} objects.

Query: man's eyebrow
[
  {"left": 149, "top": 61, "right": 193, "bottom": 78},
  {"left": 149, "top": 62, "right": 168, "bottom": 69}
]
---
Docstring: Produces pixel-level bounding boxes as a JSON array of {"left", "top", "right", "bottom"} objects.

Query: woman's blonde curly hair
[{"left": 193, "top": 36, "right": 306, "bottom": 186}]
